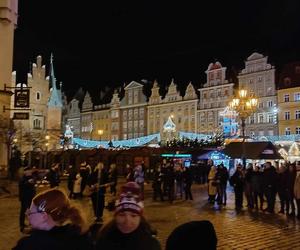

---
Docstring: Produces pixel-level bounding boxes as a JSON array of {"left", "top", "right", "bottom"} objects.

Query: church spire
[{"left": 48, "top": 53, "right": 62, "bottom": 107}]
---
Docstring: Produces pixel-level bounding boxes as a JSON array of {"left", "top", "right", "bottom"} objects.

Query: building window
[
  {"left": 134, "top": 90, "right": 138, "bottom": 104},
  {"left": 36, "top": 92, "right": 41, "bottom": 101},
  {"left": 296, "top": 110, "right": 300, "bottom": 119},
  {"left": 123, "top": 134, "right": 127, "bottom": 140},
  {"left": 294, "top": 93, "right": 300, "bottom": 102},
  {"left": 268, "top": 113, "right": 273, "bottom": 123},
  {"left": 285, "top": 111, "right": 290, "bottom": 120},
  {"left": 296, "top": 127, "right": 300, "bottom": 135},
  {"left": 268, "top": 100, "right": 273, "bottom": 107},
  {"left": 259, "top": 114, "right": 264, "bottom": 123},
  {"left": 139, "top": 108, "right": 144, "bottom": 119},
  {"left": 123, "top": 122, "right": 127, "bottom": 130},
  {"left": 250, "top": 116, "right": 255, "bottom": 124},
  {"left": 268, "top": 130, "right": 274, "bottom": 136},
  {"left": 284, "top": 94, "right": 290, "bottom": 102},
  {"left": 33, "top": 119, "right": 41, "bottom": 129},
  {"left": 285, "top": 127, "right": 291, "bottom": 135},
  {"left": 259, "top": 102, "right": 264, "bottom": 108},
  {"left": 128, "top": 91, "right": 133, "bottom": 105}
]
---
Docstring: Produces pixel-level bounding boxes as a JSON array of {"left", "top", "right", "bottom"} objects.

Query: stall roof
[{"left": 222, "top": 141, "right": 283, "bottom": 160}]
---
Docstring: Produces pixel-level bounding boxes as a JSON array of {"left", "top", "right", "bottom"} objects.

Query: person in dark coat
[
  {"left": 182, "top": 166, "right": 193, "bottom": 200},
  {"left": 165, "top": 220, "right": 217, "bottom": 250},
  {"left": 95, "top": 182, "right": 161, "bottom": 250},
  {"left": 13, "top": 189, "right": 92, "bottom": 250},
  {"left": 47, "top": 163, "right": 60, "bottom": 188},
  {"left": 18, "top": 167, "right": 36, "bottom": 232},
  {"left": 67, "top": 165, "right": 77, "bottom": 199},
  {"left": 229, "top": 164, "right": 245, "bottom": 211},
  {"left": 263, "top": 162, "right": 278, "bottom": 213},
  {"left": 286, "top": 164, "right": 297, "bottom": 216},
  {"left": 88, "top": 162, "right": 109, "bottom": 222},
  {"left": 109, "top": 163, "right": 118, "bottom": 196},
  {"left": 152, "top": 165, "right": 164, "bottom": 201},
  {"left": 251, "top": 165, "right": 264, "bottom": 210},
  {"left": 277, "top": 164, "right": 288, "bottom": 214}
]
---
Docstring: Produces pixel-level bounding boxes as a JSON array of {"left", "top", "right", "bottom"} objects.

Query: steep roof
[{"left": 48, "top": 53, "right": 62, "bottom": 108}]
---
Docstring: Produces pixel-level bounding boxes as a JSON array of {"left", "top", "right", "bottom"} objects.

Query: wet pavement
[{"left": 1, "top": 178, "right": 300, "bottom": 250}]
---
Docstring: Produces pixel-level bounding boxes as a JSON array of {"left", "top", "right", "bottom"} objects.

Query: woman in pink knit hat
[{"left": 95, "top": 182, "right": 161, "bottom": 250}]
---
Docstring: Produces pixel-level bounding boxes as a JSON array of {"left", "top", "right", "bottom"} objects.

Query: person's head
[
  {"left": 27, "top": 189, "right": 87, "bottom": 233},
  {"left": 114, "top": 182, "right": 144, "bottom": 234},
  {"left": 166, "top": 220, "right": 217, "bottom": 250},
  {"left": 264, "top": 162, "right": 271, "bottom": 169},
  {"left": 236, "top": 164, "right": 242, "bottom": 172}
]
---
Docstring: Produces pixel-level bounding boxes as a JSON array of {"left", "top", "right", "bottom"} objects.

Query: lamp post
[
  {"left": 97, "top": 129, "right": 104, "bottom": 141},
  {"left": 229, "top": 89, "right": 258, "bottom": 168}
]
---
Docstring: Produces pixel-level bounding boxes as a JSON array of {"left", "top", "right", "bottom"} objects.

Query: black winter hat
[{"left": 165, "top": 220, "right": 217, "bottom": 250}]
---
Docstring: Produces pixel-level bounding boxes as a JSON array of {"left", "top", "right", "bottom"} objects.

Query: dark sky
[{"left": 13, "top": 0, "right": 300, "bottom": 100}]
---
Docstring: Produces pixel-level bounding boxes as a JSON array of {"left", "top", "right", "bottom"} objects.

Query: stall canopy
[{"left": 222, "top": 141, "right": 283, "bottom": 160}]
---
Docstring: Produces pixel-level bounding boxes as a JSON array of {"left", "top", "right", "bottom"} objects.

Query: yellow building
[
  {"left": 92, "top": 104, "right": 111, "bottom": 140},
  {"left": 147, "top": 80, "right": 198, "bottom": 139},
  {"left": 277, "top": 62, "right": 300, "bottom": 136},
  {"left": 0, "top": 0, "right": 18, "bottom": 169}
]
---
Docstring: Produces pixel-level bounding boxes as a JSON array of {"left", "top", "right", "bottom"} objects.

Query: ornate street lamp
[
  {"left": 97, "top": 129, "right": 104, "bottom": 141},
  {"left": 228, "top": 89, "right": 258, "bottom": 167}
]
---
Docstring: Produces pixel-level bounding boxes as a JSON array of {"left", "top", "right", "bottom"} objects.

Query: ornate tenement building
[
  {"left": 92, "top": 103, "right": 111, "bottom": 141},
  {"left": 197, "top": 62, "right": 234, "bottom": 134},
  {"left": 0, "top": 0, "right": 18, "bottom": 168},
  {"left": 238, "top": 52, "right": 278, "bottom": 137},
  {"left": 10, "top": 55, "right": 63, "bottom": 153},
  {"left": 80, "top": 91, "right": 93, "bottom": 140},
  {"left": 277, "top": 62, "right": 300, "bottom": 136},
  {"left": 147, "top": 79, "right": 198, "bottom": 139},
  {"left": 120, "top": 81, "right": 148, "bottom": 140}
]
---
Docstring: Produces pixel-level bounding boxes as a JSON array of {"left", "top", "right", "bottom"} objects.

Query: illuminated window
[{"left": 285, "top": 127, "right": 291, "bottom": 135}]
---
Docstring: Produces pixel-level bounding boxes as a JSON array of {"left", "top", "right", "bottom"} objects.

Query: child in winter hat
[{"left": 115, "top": 182, "right": 144, "bottom": 215}]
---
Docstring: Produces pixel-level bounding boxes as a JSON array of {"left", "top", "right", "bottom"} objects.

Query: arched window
[
  {"left": 36, "top": 91, "right": 41, "bottom": 101},
  {"left": 33, "top": 119, "right": 41, "bottom": 129}
]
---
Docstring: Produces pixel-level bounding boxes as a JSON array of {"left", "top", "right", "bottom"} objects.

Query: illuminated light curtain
[{"left": 73, "top": 133, "right": 161, "bottom": 149}]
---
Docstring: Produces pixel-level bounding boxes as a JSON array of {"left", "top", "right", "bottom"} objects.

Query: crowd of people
[
  {"left": 13, "top": 156, "right": 300, "bottom": 249},
  {"left": 228, "top": 161, "right": 300, "bottom": 218},
  {"left": 14, "top": 176, "right": 218, "bottom": 250}
]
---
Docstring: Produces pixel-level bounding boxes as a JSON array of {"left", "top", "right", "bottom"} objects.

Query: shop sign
[
  {"left": 13, "top": 112, "right": 29, "bottom": 120},
  {"left": 14, "top": 89, "right": 30, "bottom": 108}
]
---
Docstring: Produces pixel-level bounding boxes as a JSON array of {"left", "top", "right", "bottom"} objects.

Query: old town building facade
[
  {"left": 197, "top": 62, "right": 234, "bottom": 134},
  {"left": 277, "top": 62, "right": 300, "bottom": 136},
  {"left": 238, "top": 53, "right": 278, "bottom": 137},
  {"left": 147, "top": 80, "right": 198, "bottom": 139}
]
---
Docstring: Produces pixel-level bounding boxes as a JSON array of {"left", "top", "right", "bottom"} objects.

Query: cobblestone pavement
[{"left": 1, "top": 178, "right": 300, "bottom": 250}]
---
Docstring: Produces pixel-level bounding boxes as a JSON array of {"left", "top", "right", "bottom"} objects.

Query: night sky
[{"left": 13, "top": 0, "right": 300, "bottom": 100}]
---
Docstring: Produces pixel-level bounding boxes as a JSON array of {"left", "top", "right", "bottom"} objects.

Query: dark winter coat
[
  {"left": 18, "top": 175, "right": 36, "bottom": 202},
  {"left": 96, "top": 222, "right": 161, "bottom": 250},
  {"left": 12, "top": 224, "right": 92, "bottom": 250},
  {"left": 263, "top": 167, "right": 278, "bottom": 192}
]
